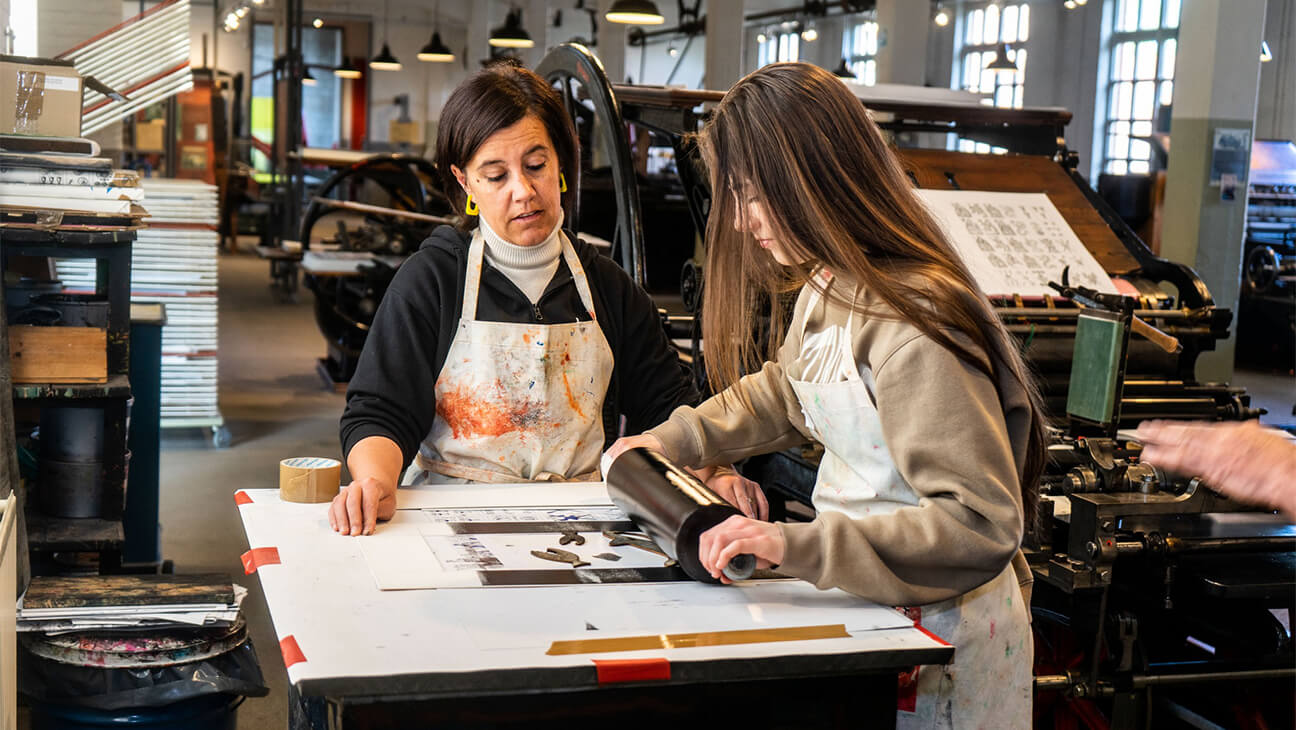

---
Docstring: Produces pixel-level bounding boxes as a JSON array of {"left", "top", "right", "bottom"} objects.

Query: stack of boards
[{"left": 55, "top": 178, "right": 223, "bottom": 431}]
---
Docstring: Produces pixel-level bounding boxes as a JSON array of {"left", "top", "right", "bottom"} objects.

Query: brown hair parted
[
  {"left": 696, "top": 61, "right": 1047, "bottom": 527},
  {"left": 434, "top": 59, "right": 577, "bottom": 229}
]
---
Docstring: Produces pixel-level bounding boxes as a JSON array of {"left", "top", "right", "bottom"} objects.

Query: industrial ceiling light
[
  {"left": 606, "top": 0, "right": 665, "bottom": 25},
  {"left": 302, "top": 66, "right": 317, "bottom": 86},
  {"left": 801, "top": 23, "right": 818, "bottom": 42},
  {"left": 934, "top": 4, "right": 950, "bottom": 26},
  {"left": 833, "top": 58, "right": 855, "bottom": 79},
  {"left": 985, "top": 43, "right": 1019, "bottom": 71},
  {"left": 334, "top": 58, "right": 362, "bottom": 79},
  {"left": 756, "top": 31, "right": 767, "bottom": 43},
  {"left": 1064, "top": 0, "right": 1077, "bottom": 9},
  {"left": 667, "top": 44, "right": 678, "bottom": 57},
  {"left": 370, "top": 0, "right": 402, "bottom": 70},
  {"left": 370, "top": 43, "right": 402, "bottom": 71},
  {"left": 490, "top": 8, "right": 535, "bottom": 48},
  {"left": 419, "top": 32, "right": 455, "bottom": 62},
  {"left": 312, "top": 17, "right": 323, "bottom": 28},
  {"left": 419, "top": 1, "right": 455, "bottom": 62},
  {"left": 1261, "top": 40, "right": 1273, "bottom": 62}
]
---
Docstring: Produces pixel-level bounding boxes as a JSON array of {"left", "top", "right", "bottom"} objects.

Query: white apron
[
  {"left": 785, "top": 279, "right": 1032, "bottom": 730},
  {"left": 404, "top": 230, "right": 614, "bottom": 485}
]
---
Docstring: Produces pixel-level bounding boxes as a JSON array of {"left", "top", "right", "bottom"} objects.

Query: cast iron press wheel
[
  {"left": 300, "top": 155, "right": 453, "bottom": 383},
  {"left": 536, "top": 43, "right": 648, "bottom": 288},
  {"left": 1245, "top": 245, "right": 1280, "bottom": 294}
]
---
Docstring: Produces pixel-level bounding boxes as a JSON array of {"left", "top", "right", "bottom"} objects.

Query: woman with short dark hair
[{"left": 331, "top": 62, "right": 756, "bottom": 534}]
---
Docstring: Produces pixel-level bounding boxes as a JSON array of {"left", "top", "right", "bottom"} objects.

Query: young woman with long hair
[{"left": 608, "top": 62, "right": 1047, "bottom": 727}]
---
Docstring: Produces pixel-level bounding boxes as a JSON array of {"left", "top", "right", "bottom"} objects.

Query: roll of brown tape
[{"left": 279, "top": 457, "right": 342, "bottom": 503}]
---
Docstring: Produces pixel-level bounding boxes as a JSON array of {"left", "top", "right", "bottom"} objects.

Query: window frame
[
  {"left": 756, "top": 29, "right": 800, "bottom": 67},
  {"left": 1097, "top": 0, "right": 1181, "bottom": 177},
  {"left": 840, "top": 16, "right": 879, "bottom": 86},
  {"left": 954, "top": 1, "right": 1031, "bottom": 110}
]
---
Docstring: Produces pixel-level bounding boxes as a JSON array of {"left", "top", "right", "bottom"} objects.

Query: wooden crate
[{"left": 8, "top": 326, "right": 108, "bottom": 383}]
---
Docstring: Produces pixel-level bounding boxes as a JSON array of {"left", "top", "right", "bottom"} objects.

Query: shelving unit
[{"left": 3, "top": 226, "right": 136, "bottom": 574}]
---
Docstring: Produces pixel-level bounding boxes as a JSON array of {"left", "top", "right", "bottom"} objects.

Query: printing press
[{"left": 537, "top": 43, "right": 1294, "bottom": 729}]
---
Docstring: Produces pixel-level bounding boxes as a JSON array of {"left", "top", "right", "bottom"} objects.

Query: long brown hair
[
  {"left": 698, "top": 62, "right": 1046, "bottom": 526},
  {"left": 435, "top": 58, "right": 577, "bottom": 230}
]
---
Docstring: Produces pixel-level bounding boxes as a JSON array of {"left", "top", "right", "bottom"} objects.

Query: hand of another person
[
  {"left": 697, "top": 515, "right": 786, "bottom": 584},
  {"left": 604, "top": 433, "right": 666, "bottom": 467},
  {"left": 328, "top": 477, "right": 396, "bottom": 536},
  {"left": 1135, "top": 419, "right": 1296, "bottom": 518},
  {"left": 706, "top": 466, "right": 769, "bottom": 520}
]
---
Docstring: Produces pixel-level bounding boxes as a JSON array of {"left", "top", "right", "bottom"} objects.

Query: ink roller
[{"left": 604, "top": 447, "right": 757, "bottom": 584}]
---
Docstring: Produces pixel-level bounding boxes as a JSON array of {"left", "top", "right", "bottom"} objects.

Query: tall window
[
  {"left": 958, "top": 2, "right": 1029, "bottom": 108},
  {"left": 250, "top": 23, "right": 343, "bottom": 171},
  {"left": 1100, "top": 0, "right": 1180, "bottom": 175},
  {"left": 841, "top": 20, "right": 879, "bottom": 85},
  {"left": 756, "top": 30, "right": 799, "bottom": 67},
  {"left": 956, "top": 2, "right": 1029, "bottom": 154}
]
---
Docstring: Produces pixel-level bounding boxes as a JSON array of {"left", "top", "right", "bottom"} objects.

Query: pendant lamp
[
  {"left": 606, "top": 0, "right": 665, "bottom": 25},
  {"left": 334, "top": 58, "right": 362, "bottom": 79},
  {"left": 370, "top": 0, "right": 403, "bottom": 70},
  {"left": 490, "top": 8, "right": 534, "bottom": 48},
  {"left": 419, "top": 1, "right": 455, "bottom": 62},
  {"left": 985, "top": 43, "right": 1018, "bottom": 72}
]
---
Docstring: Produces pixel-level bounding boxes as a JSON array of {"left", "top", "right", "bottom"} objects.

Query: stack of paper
[
  {"left": 0, "top": 149, "right": 146, "bottom": 229},
  {"left": 55, "top": 178, "right": 223, "bottom": 429},
  {"left": 17, "top": 574, "right": 247, "bottom": 635}
]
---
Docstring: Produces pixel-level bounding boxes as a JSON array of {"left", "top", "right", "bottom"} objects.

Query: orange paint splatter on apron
[
  {"left": 436, "top": 383, "right": 545, "bottom": 439},
  {"left": 562, "top": 372, "right": 585, "bottom": 418}
]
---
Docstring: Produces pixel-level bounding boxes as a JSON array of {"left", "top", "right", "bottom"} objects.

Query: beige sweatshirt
[{"left": 648, "top": 275, "right": 1033, "bottom": 607}]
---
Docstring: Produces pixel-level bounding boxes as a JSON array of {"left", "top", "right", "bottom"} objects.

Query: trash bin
[{"left": 19, "top": 615, "right": 267, "bottom": 728}]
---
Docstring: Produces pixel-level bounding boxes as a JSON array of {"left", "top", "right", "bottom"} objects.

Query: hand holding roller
[{"left": 604, "top": 447, "right": 757, "bottom": 584}]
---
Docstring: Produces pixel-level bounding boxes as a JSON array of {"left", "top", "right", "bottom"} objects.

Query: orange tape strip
[
  {"left": 547, "top": 623, "right": 850, "bottom": 656},
  {"left": 593, "top": 657, "right": 670, "bottom": 684},
  {"left": 234, "top": 491, "right": 253, "bottom": 505},
  {"left": 280, "top": 635, "right": 306, "bottom": 668},
  {"left": 241, "top": 546, "right": 280, "bottom": 575}
]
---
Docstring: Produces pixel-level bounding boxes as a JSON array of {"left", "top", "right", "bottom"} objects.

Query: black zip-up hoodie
[{"left": 340, "top": 224, "right": 700, "bottom": 470}]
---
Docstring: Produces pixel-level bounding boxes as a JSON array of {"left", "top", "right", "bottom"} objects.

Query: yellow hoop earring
[
  {"left": 559, "top": 173, "right": 568, "bottom": 193},
  {"left": 464, "top": 194, "right": 478, "bottom": 216}
]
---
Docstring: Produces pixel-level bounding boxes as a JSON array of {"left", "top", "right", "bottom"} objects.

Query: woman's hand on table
[
  {"left": 698, "top": 515, "right": 785, "bottom": 584},
  {"left": 328, "top": 477, "right": 396, "bottom": 536}
]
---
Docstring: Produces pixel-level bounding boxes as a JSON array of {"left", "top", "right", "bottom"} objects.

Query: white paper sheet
[{"left": 916, "top": 189, "right": 1117, "bottom": 296}]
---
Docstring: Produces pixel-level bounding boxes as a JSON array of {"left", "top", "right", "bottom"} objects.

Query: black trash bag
[{"left": 18, "top": 638, "right": 269, "bottom": 711}]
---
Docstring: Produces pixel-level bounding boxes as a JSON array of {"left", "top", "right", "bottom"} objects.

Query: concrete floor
[
  {"left": 148, "top": 247, "right": 1293, "bottom": 730},
  {"left": 158, "top": 247, "right": 338, "bottom": 729}
]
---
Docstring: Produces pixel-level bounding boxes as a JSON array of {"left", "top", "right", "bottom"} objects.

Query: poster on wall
[{"left": 1210, "top": 128, "right": 1252, "bottom": 186}]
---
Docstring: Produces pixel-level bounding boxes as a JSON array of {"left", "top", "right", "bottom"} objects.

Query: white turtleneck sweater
[{"left": 478, "top": 212, "right": 565, "bottom": 304}]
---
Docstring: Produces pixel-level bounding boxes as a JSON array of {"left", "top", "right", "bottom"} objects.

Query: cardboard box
[
  {"left": 389, "top": 120, "right": 423, "bottom": 145},
  {"left": 136, "top": 119, "right": 166, "bottom": 151},
  {"left": 8, "top": 326, "right": 108, "bottom": 383},
  {"left": 0, "top": 55, "right": 83, "bottom": 138}
]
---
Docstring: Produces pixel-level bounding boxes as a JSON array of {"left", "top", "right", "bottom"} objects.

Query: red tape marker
[
  {"left": 280, "top": 635, "right": 306, "bottom": 668},
  {"left": 592, "top": 658, "right": 670, "bottom": 684},
  {"left": 241, "top": 546, "right": 280, "bottom": 574},
  {"left": 234, "top": 491, "right": 253, "bottom": 506},
  {"left": 912, "top": 621, "right": 952, "bottom": 647}
]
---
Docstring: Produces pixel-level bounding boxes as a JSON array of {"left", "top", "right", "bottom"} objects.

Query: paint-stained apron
[
  {"left": 785, "top": 279, "right": 1032, "bottom": 729},
  {"left": 404, "top": 230, "right": 613, "bottom": 485}
]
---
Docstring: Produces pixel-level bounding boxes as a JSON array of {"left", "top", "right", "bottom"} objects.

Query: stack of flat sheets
[{"left": 55, "top": 178, "right": 223, "bottom": 428}]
